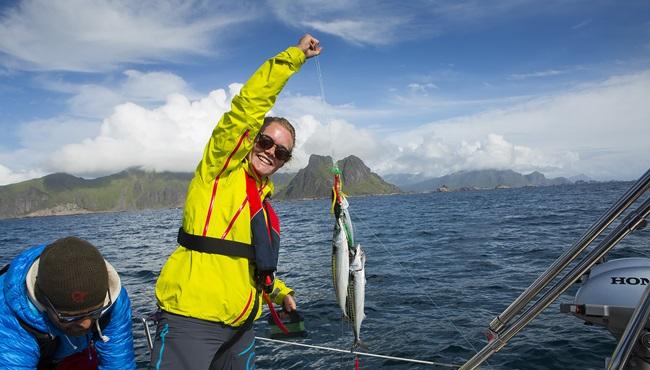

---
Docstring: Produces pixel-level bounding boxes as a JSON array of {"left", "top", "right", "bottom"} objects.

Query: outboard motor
[{"left": 561, "top": 257, "right": 650, "bottom": 369}]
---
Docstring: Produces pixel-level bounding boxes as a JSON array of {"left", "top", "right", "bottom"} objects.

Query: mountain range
[
  {"left": 0, "top": 155, "right": 581, "bottom": 219},
  {"left": 395, "top": 169, "right": 572, "bottom": 192},
  {"left": 0, "top": 170, "right": 191, "bottom": 219}
]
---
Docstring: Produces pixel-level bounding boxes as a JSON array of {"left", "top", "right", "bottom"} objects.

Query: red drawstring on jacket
[{"left": 262, "top": 292, "right": 289, "bottom": 334}]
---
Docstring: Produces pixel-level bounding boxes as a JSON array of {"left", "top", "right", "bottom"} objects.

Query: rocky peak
[
  {"left": 337, "top": 155, "right": 372, "bottom": 184},
  {"left": 275, "top": 154, "right": 400, "bottom": 199}
]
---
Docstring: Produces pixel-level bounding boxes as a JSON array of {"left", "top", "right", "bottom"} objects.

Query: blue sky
[{"left": 0, "top": 0, "right": 649, "bottom": 185}]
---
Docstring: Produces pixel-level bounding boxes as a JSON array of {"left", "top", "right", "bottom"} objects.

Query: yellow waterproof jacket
[{"left": 155, "top": 46, "right": 305, "bottom": 325}]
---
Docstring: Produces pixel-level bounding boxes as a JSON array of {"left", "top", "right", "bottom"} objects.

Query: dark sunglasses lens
[
  {"left": 275, "top": 147, "right": 292, "bottom": 161},
  {"left": 59, "top": 306, "right": 104, "bottom": 323},
  {"left": 60, "top": 315, "right": 82, "bottom": 323},
  {"left": 37, "top": 283, "right": 109, "bottom": 323},
  {"left": 257, "top": 134, "right": 291, "bottom": 161},
  {"left": 257, "top": 134, "right": 274, "bottom": 150}
]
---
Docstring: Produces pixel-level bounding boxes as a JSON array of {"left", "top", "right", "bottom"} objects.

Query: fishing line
[
  {"left": 315, "top": 52, "right": 347, "bottom": 368},
  {"left": 315, "top": 55, "right": 336, "bottom": 167},
  {"left": 255, "top": 336, "right": 462, "bottom": 368},
  {"left": 314, "top": 49, "right": 475, "bottom": 366},
  {"left": 316, "top": 51, "right": 346, "bottom": 368},
  {"left": 315, "top": 55, "right": 326, "bottom": 106},
  {"left": 313, "top": 43, "right": 480, "bottom": 366}
]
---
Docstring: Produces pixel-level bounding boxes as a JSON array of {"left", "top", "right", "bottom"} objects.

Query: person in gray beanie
[{"left": 0, "top": 236, "right": 135, "bottom": 370}]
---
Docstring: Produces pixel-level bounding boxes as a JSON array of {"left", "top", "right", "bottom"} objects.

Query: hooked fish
[
  {"left": 331, "top": 169, "right": 367, "bottom": 349},
  {"left": 332, "top": 185, "right": 356, "bottom": 315},
  {"left": 332, "top": 197, "right": 351, "bottom": 315},
  {"left": 346, "top": 243, "right": 366, "bottom": 349}
]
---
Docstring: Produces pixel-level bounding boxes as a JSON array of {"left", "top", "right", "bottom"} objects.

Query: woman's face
[{"left": 249, "top": 122, "right": 293, "bottom": 178}]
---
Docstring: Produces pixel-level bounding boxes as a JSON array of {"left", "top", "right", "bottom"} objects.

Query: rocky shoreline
[{"left": 24, "top": 203, "right": 92, "bottom": 218}]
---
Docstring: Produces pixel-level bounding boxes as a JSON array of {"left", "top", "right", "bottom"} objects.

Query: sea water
[{"left": 1, "top": 181, "right": 649, "bottom": 369}]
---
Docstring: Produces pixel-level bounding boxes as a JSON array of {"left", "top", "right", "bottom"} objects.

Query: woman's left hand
[{"left": 283, "top": 294, "right": 297, "bottom": 312}]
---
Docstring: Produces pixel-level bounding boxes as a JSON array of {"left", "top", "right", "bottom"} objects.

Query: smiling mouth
[{"left": 257, "top": 154, "right": 273, "bottom": 166}]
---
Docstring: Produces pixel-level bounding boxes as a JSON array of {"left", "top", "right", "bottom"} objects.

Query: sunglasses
[
  {"left": 256, "top": 133, "right": 292, "bottom": 161},
  {"left": 37, "top": 284, "right": 111, "bottom": 323}
]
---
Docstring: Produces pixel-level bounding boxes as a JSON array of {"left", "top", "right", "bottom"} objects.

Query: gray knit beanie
[{"left": 36, "top": 236, "right": 108, "bottom": 312}]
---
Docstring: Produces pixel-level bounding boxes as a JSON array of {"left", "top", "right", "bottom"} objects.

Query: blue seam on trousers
[
  {"left": 155, "top": 324, "right": 169, "bottom": 370},
  {"left": 246, "top": 351, "right": 255, "bottom": 370},
  {"left": 238, "top": 338, "right": 255, "bottom": 356}
]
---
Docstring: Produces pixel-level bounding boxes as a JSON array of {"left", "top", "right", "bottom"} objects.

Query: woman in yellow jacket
[{"left": 149, "top": 34, "right": 322, "bottom": 370}]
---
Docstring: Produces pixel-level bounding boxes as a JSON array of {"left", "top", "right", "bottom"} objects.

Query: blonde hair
[{"left": 261, "top": 117, "right": 295, "bottom": 148}]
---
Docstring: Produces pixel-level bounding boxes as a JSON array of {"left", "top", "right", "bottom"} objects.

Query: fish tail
[{"left": 352, "top": 338, "right": 368, "bottom": 351}]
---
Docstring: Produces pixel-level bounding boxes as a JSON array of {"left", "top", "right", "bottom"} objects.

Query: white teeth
[{"left": 258, "top": 155, "right": 272, "bottom": 166}]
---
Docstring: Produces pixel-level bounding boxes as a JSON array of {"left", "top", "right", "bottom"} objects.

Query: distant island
[
  {"left": 390, "top": 169, "right": 574, "bottom": 193},
  {"left": 0, "top": 156, "right": 591, "bottom": 219}
]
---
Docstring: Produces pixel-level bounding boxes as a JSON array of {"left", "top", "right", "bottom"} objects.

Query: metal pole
[
  {"left": 141, "top": 317, "right": 154, "bottom": 352},
  {"left": 461, "top": 198, "right": 650, "bottom": 370},
  {"left": 488, "top": 169, "right": 650, "bottom": 334},
  {"left": 607, "top": 285, "right": 650, "bottom": 370}
]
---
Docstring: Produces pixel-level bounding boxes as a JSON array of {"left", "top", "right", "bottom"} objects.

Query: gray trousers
[{"left": 148, "top": 311, "right": 255, "bottom": 370}]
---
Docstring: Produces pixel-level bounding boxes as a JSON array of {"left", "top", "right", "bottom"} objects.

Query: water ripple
[{"left": 1, "top": 182, "right": 648, "bottom": 368}]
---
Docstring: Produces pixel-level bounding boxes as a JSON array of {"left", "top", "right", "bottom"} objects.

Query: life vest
[{"left": 177, "top": 171, "right": 281, "bottom": 293}]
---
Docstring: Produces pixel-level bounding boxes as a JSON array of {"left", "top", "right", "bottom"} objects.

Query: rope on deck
[{"left": 255, "top": 336, "right": 462, "bottom": 368}]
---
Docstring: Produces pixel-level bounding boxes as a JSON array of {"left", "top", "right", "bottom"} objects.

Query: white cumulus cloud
[
  {"left": 388, "top": 70, "right": 650, "bottom": 179},
  {"left": 0, "top": 163, "right": 44, "bottom": 186},
  {"left": 1, "top": 68, "right": 648, "bottom": 185},
  {"left": 48, "top": 88, "right": 234, "bottom": 176}
]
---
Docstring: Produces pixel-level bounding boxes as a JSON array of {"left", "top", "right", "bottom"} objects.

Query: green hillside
[{"left": 0, "top": 169, "right": 191, "bottom": 219}]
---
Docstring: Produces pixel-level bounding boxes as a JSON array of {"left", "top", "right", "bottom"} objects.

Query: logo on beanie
[{"left": 71, "top": 291, "right": 89, "bottom": 303}]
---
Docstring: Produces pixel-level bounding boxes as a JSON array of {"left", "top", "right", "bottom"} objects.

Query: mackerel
[
  {"left": 332, "top": 196, "right": 353, "bottom": 315},
  {"left": 331, "top": 170, "right": 367, "bottom": 348},
  {"left": 346, "top": 243, "right": 366, "bottom": 349}
]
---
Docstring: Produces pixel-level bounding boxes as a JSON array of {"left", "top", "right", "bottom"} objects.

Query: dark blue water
[{"left": 1, "top": 182, "right": 649, "bottom": 369}]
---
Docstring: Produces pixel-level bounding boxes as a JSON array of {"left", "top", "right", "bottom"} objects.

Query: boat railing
[
  {"left": 133, "top": 316, "right": 462, "bottom": 368},
  {"left": 607, "top": 282, "right": 650, "bottom": 370},
  {"left": 460, "top": 168, "right": 650, "bottom": 370}
]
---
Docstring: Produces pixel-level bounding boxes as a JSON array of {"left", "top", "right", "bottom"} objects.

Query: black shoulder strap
[
  {"left": 0, "top": 264, "right": 9, "bottom": 275},
  {"left": 177, "top": 228, "right": 255, "bottom": 260},
  {"left": 17, "top": 317, "right": 59, "bottom": 369},
  {"left": 96, "top": 306, "right": 113, "bottom": 331}
]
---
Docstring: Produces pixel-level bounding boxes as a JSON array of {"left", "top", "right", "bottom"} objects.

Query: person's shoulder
[
  {"left": 12, "top": 245, "right": 47, "bottom": 266},
  {"left": 0, "top": 298, "right": 41, "bottom": 355}
]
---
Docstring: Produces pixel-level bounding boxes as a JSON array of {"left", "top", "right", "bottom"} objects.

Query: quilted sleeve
[
  {"left": 95, "top": 287, "right": 135, "bottom": 370},
  {"left": 0, "top": 279, "right": 41, "bottom": 369}
]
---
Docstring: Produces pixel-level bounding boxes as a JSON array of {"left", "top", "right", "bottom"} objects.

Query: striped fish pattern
[
  {"left": 331, "top": 172, "right": 367, "bottom": 349},
  {"left": 346, "top": 243, "right": 366, "bottom": 348}
]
